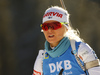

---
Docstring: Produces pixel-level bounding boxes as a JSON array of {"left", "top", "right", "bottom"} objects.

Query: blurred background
[{"left": 0, "top": 0, "right": 100, "bottom": 75}]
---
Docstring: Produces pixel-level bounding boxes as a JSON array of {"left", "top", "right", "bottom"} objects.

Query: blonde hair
[{"left": 65, "top": 25, "right": 84, "bottom": 42}]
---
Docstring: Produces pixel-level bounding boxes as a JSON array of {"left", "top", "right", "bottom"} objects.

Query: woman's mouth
[{"left": 48, "top": 35, "right": 54, "bottom": 38}]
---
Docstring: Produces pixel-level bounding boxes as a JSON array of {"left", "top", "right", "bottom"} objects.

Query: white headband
[{"left": 42, "top": 6, "right": 70, "bottom": 24}]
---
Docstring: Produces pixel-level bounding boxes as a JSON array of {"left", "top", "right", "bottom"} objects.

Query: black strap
[{"left": 59, "top": 68, "right": 64, "bottom": 75}]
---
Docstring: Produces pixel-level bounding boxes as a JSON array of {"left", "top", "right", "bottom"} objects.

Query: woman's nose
[{"left": 48, "top": 26, "right": 53, "bottom": 32}]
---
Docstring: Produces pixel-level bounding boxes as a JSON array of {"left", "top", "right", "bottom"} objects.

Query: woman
[{"left": 33, "top": 6, "right": 100, "bottom": 75}]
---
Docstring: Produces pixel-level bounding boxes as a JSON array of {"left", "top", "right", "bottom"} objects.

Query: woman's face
[{"left": 43, "top": 20, "right": 68, "bottom": 47}]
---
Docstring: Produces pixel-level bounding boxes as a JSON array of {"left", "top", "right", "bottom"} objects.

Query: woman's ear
[{"left": 65, "top": 27, "right": 68, "bottom": 32}]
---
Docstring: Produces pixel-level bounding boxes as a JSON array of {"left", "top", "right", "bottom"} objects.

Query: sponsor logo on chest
[{"left": 49, "top": 60, "right": 72, "bottom": 73}]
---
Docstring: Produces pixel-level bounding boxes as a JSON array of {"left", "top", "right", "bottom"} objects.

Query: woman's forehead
[{"left": 44, "top": 20, "right": 59, "bottom": 23}]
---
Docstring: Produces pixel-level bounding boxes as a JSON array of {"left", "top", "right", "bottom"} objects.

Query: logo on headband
[
  {"left": 43, "top": 12, "right": 63, "bottom": 18},
  {"left": 48, "top": 16, "right": 52, "bottom": 19}
]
